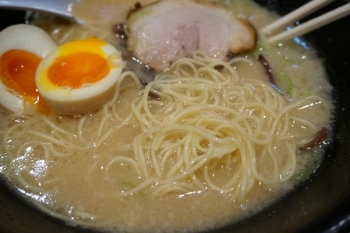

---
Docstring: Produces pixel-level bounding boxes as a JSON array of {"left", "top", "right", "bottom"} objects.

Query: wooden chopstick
[
  {"left": 261, "top": 1, "right": 350, "bottom": 43},
  {"left": 261, "top": 0, "right": 335, "bottom": 35}
]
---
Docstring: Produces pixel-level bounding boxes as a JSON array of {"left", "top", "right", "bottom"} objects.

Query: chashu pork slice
[{"left": 126, "top": 0, "right": 257, "bottom": 71}]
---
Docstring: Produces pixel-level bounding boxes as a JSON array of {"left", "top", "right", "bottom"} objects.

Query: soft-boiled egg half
[
  {"left": 36, "top": 39, "right": 125, "bottom": 115},
  {"left": 0, "top": 24, "right": 57, "bottom": 114}
]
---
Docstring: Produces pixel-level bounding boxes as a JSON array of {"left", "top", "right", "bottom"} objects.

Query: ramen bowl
[{"left": 1, "top": 0, "right": 350, "bottom": 232}]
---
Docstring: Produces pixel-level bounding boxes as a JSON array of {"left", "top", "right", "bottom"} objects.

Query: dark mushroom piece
[
  {"left": 258, "top": 54, "right": 284, "bottom": 94},
  {"left": 112, "top": 23, "right": 127, "bottom": 38},
  {"left": 140, "top": 81, "right": 160, "bottom": 100},
  {"left": 299, "top": 127, "right": 328, "bottom": 150}
]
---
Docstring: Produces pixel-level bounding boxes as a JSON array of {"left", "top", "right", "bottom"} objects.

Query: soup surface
[{"left": 0, "top": 0, "right": 334, "bottom": 233}]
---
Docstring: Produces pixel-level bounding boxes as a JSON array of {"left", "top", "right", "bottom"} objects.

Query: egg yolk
[
  {"left": 0, "top": 49, "right": 51, "bottom": 114},
  {"left": 0, "top": 49, "right": 40, "bottom": 99},
  {"left": 48, "top": 52, "right": 110, "bottom": 89}
]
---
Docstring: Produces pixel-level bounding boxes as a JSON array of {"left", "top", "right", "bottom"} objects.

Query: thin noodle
[{"left": 1, "top": 51, "right": 330, "bottom": 217}]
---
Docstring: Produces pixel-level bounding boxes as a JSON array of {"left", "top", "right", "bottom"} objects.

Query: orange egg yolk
[
  {"left": 48, "top": 52, "right": 110, "bottom": 89},
  {"left": 0, "top": 49, "right": 50, "bottom": 114},
  {"left": 0, "top": 49, "right": 40, "bottom": 100}
]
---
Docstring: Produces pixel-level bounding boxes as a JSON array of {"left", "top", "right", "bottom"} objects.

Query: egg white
[
  {"left": 36, "top": 39, "right": 125, "bottom": 115},
  {"left": 0, "top": 24, "right": 57, "bottom": 114}
]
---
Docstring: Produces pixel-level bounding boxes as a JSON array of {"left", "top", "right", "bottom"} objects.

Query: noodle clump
[{"left": 2, "top": 51, "right": 328, "bottom": 203}]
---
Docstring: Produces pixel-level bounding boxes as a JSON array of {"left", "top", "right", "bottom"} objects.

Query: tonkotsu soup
[{"left": 0, "top": 0, "right": 334, "bottom": 233}]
